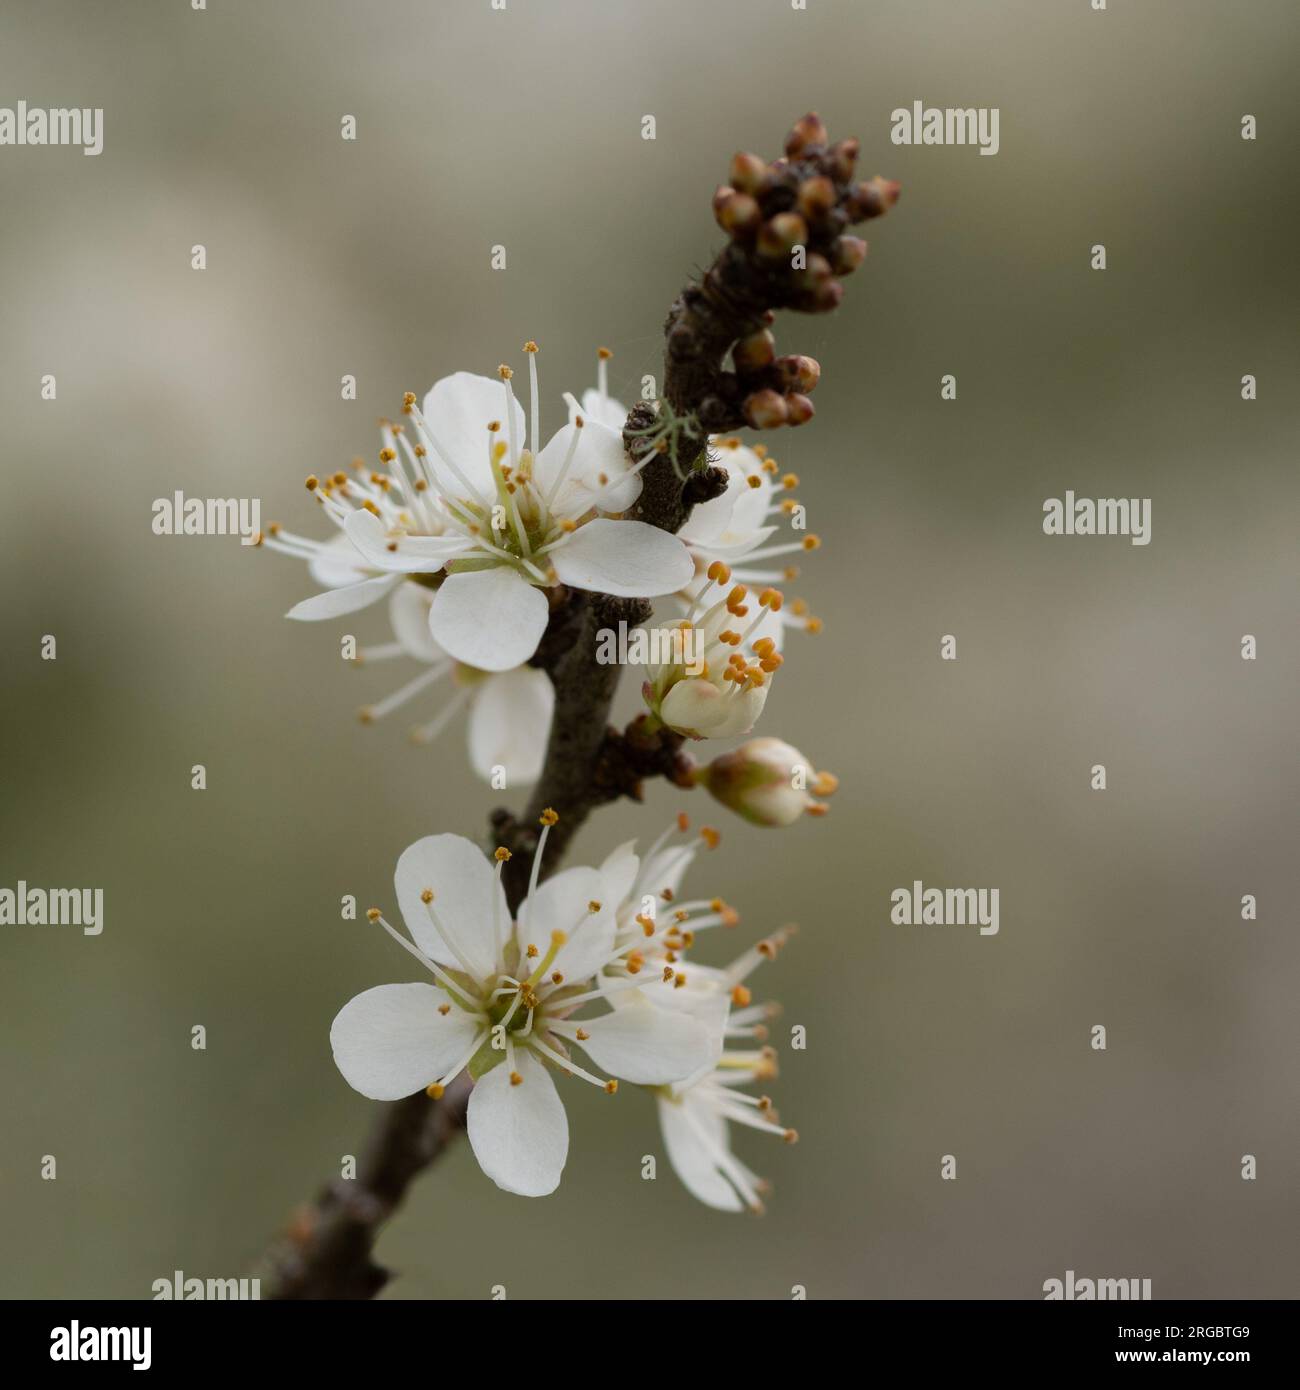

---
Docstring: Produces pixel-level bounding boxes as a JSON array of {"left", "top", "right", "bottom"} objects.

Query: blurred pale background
[{"left": 1, "top": 0, "right": 1297, "bottom": 1299}]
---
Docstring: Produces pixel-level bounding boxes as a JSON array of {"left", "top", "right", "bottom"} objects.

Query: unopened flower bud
[
  {"left": 784, "top": 112, "right": 828, "bottom": 158},
  {"left": 729, "top": 151, "right": 767, "bottom": 194},
  {"left": 832, "top": 235, "right": 868, "bottom": 274},
  {"left": 743, "top": 388, "right": 790, "bottom": 429},
  {"left": 733, "top": 329, "right": 776, "bottom": 373},
  {"left": 807, "top": 279, "right": 844, "bottom": 312},
  {"left": 701, "top": 737, "right": 837, "bottom": 827},
  {"left": 848, "top": 176, "right": 901, "bottom": 221},
  {"left": 803, "top": 252, "right": 833, "bottom": 285},
  {"left": 715, "top": 190, "right": 761, "bottom": 237},
  {"left": 785, "top": 393, "right": 815, "bottom": 426},
  {"left": 796, "top": 175, "right": 836, "bottom": 221},
  {"left": 757, "top": 212, "right": 807, "bottom": 259},
  {"left": 825, "top": 137, "right": 860, "bottom": 184}
]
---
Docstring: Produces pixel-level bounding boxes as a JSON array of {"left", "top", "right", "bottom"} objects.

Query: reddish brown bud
[
  {"left": 803, "top": 252, "right": 833, "bottom": 285},
  {"left": 848, "top": 176, "right": 901, "bottom": 221},
  {"left": 716, "top": 190, "right": 761, "bottom": 236},
  {"left": 729, "top": 151, "right": 767, "bottom": 195},
  {"left": 785, "top": 394, "right": 815, "bottom": 426},
  {"left": 775, "top": 354, "right": 821, "bottom": 393},
  {"left": 785, "top": 112, "right": 828, "bottom": 157},
  {"left": 808, "top": 280, "right": 844, "bottom": 312},
  {"left": 757, "top": 212, "right": 808, "bottom": 259},
  {"left": 796, "top": 175, "right": 836, "bottom": 221},
  {"left": 733, "top": 329, "right": 776, "bottom": 373},
  {"left": 832, "top": 235, "right": 868, "bottom": 274},
  {"left": 743, "top": 389, "right": 790, "bottom": 429},
  {"left": 826, "top": 138, "right": 860, "bottom": 184}
]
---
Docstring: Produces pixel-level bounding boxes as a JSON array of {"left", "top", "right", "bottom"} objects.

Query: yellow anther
[
  {"left": 526, "top": 944, "right": 539, "bottom": 958},
  {"left": 746, "top": 474, "right": 762, "bottom": 489},
  {"left": 426, "top": 1083, "right": 445, "bottom": 1099},
  {"left": 604, "top": 1079, "right": 618, "bottom": 1094},
  {"left": 379, "top": 447, "right": 396, "bottom": 463},
  {"left": 523, "top": 340, "right": 538, "bottom": 353},
  {"left": 304, "top": 474, "right": 319, "bottom": 490},
  {"left": 365, "top": 907, "right": 381, "bottom": 922},
  {"left": 812, "top": 770, "right": 839, "bottom": 796},
  {"left": 509, "top": 1071, "right": 523, "bottom": 1086},
  {"left": 731, "top": 984, "right": 753, "bottom": 1007},
  {"left": 802, "top": 534, "right": 821, "bottom": 550},
  {"left": 498, "top": 364, "right": 513, "bottom": 380},
  {"left": 587, "top": 900, "right": 602, "bottom": 914},
  {"left": 700, "top": 826, "right": 721, "bottom": 849},
  {"left": 494, "top": 847, "right": 512, "bottom": 862},
  {"left": 420, "top": 888, "right": 434, "bottom": 904},
  {"left": 540, "top": 808, "right": 559, "bottom": 827},
  {"left": 597, "top": 346, "right": 612, "bottom": 360}
]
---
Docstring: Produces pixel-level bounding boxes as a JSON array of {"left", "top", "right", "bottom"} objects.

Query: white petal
[
  {"left": 388, "top": 583, "right": 444, "bottom": 663},
  {"left": 638, "top": 841, "right": 700, "bottom": 902},
  {"left": 466, "top": 667, "right": 554, "bottom": 784},
  {"left": 657, "top": 1092, "right": 744, "bottom": 1212},
  {"left": 330, "top": 983, "right": 479, "bottom": 1101},
  {"left": 575, "top": 995, "right": 715, "bottom": 1085},
  {"left": 578, "top": 387, "right": 629, "bottom": 431},
  {"left": 551, "top": 519, "right": 693, "bottom": 598},
  {"left": 394, "top": 833, "right": 507, "bottom": 978},
  {"left": 343, "top": 508, "right": 469, "bottom": 573},
  {"left": 429, "top": 567, "right": 550, "bottom": 672},
  {"left": 467, "top": 1049, "right": 568, "bottom": 1197},
  {"left": 309, "top": 531, "right": 373, "bottom": 589},
  {"left": 660, "top": 678, "right": 767, "bottom": 739},
  {"left": 536, "top": 420, "right": 640, "bottom": 515},
  {"left": 678, "top": 464, "right": 745, "bottom": 546},
  {"left": 516, "top": 867, "right": 615, "bottom": 982},
  {"left": 423, "top": 371, "right": 525, "bottom": 497},
  {"left": 286, "top": 574, "right": 399, "bottom": 621},
  {"left": 599, "top": 840, "right": 641, "bottom": 909}
]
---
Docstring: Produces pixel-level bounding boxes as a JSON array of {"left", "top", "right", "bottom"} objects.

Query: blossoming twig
[{"left": 259, "top": 112, "right": 895, "bottom": 1300}]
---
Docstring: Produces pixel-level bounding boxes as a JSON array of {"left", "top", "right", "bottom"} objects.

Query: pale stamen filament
[{"left": 409, "top": 685, "right": 471, "bottom": 745}]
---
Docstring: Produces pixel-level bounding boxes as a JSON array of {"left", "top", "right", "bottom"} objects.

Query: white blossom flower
[
  {"left": 593, "top": 816, "right": 798, "bottom": 1211},
  {"left": 700, "top": 736, "right": 838, "bottom": 826},
  {"left": 655, "top": 1013, "right": 796, "bottom": 1214},
  {"left": 352, "top": 584, "right": 554, "bottom": 784},
  {"left": 269, "top": 345, "right": 693, "bottom": 673},
  {"left": 641, "top": 563, "right": 786, "bottom": 739},
  {"left": 578, "top": 384, "right": 825, "bottom": 640},
  {"left": 677, "top": 438, "right": 824, "bottom": 643},
  {"left": 330, "top": 816, "right": 721, "bottom": 1197}
]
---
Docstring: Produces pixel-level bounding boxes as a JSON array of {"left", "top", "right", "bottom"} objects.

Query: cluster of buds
[{"left": 703, "top": 111, "right": 900, "bottom": 431}]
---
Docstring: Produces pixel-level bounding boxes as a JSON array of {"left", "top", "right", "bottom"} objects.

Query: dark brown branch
[
  {"left": 260, "top": 1074, "right": 470, "bottom": 1299},
  {"left": 259, "top": 113, "right": 896, "bottom": 1301}
]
